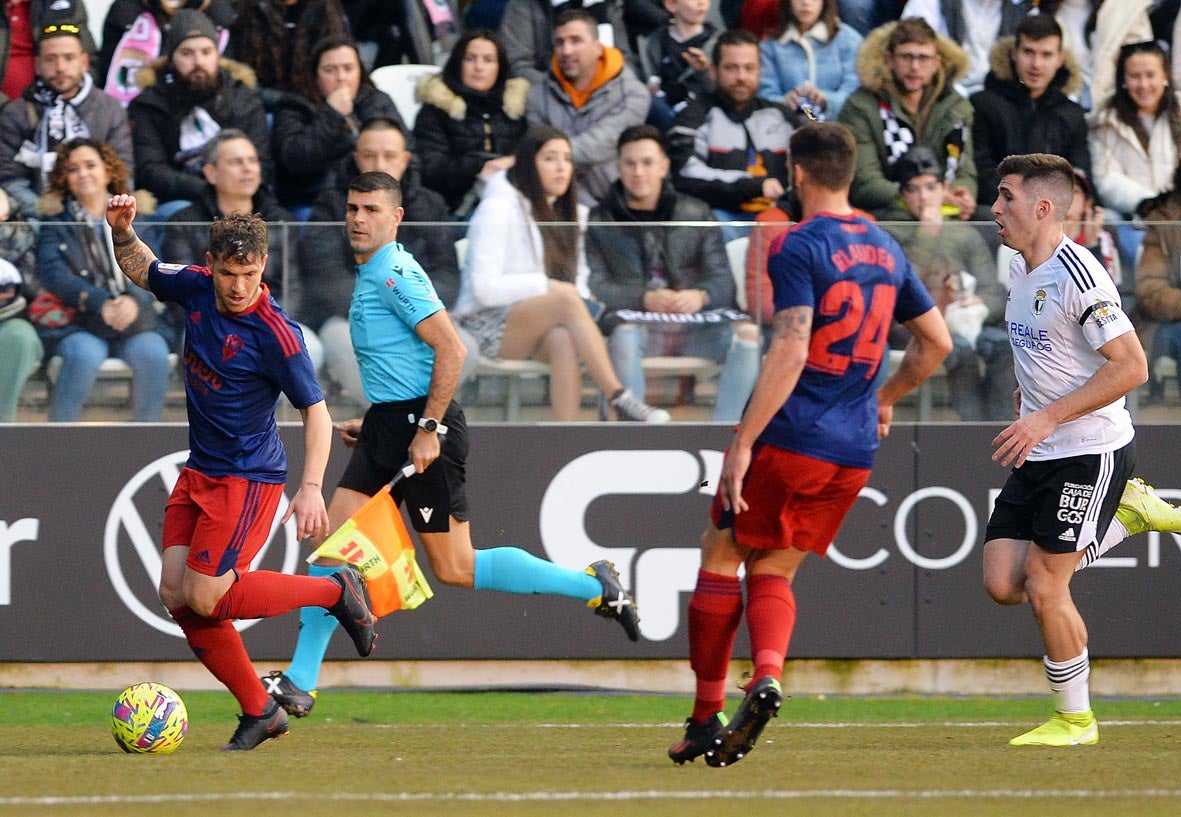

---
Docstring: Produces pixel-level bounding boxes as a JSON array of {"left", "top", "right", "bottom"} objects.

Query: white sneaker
[{"left": 611, "top": 389, "right": 670, "bottom": 423}]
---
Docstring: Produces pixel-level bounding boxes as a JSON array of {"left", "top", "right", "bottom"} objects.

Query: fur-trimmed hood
[
  {"left": 416, "top": 74, "right": 530, "bottom": 121},
  {"left": 985, "top": 35, "right": 1083, "bottom": 98},
  {"left": 133, "top": 55, "right": 258, "bottom": 91},
  {"left": 855, "top": 21, "right": 970, "bottom": 99}
]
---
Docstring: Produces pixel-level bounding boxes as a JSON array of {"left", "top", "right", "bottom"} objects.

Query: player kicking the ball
[{"left": 106, "top": 197, "right": 377, "bottom": 750}]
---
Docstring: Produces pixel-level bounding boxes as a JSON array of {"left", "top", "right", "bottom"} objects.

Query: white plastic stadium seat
[
  {"left": 45, "top": 354, "right": 179, "bottom": 407},
  {"left": 475, "top": 357, "right": 552, "bottom": 421},
  {"left": 725, "top": 236, "right": 749, "bottom": 312},
  {"left": 369, "top": 64, "right": 440, "bottom": 129}
]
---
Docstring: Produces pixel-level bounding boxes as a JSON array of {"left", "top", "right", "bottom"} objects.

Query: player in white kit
[{"left": 982, "top": 153, "right": 1178, "bottom": 747}]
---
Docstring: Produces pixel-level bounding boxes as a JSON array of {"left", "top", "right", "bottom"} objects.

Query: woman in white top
[
  {"left": 1089, "top": 39, "right": 1181, "bottom": 271},
  {"left": 455, "top": 126, "right": 669, "bottom": 422}
]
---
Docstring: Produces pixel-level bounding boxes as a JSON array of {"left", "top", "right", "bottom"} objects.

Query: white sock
[
  {"left": 1075, "top": 518, "right": 1129, "bottom": 572},
  {"left": 1045, "top": 649, "right": 1090, "bottom": 714}
]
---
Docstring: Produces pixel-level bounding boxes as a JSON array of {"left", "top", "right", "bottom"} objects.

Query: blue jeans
[
  {"left": 607, "top": 321, "right": 760, "bottom": 421},
  {"left": 48, "top": 329, "right": 171, "bottom": 421}
]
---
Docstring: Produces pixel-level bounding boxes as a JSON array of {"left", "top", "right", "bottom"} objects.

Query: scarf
[{"left": 24, "top": 73, "right": 94, "bottom": 186}]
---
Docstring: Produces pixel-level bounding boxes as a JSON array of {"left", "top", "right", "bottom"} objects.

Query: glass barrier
[{"left": 10, "top": 218, "right": 1178, "bottom": 424}]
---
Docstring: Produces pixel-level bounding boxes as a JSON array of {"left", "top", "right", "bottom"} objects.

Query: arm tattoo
[
  {"left": 772, "top": 306, "right": 812, "bottom": 342},
  {"left": 112, "top": 231, "right": 158, "bottom": 290}
]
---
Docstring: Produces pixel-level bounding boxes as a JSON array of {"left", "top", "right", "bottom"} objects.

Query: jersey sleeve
[
  {"left": 270, "top": 320, "right": 326, "bottom": 410},
  {"left": 892, "top": 257, "right": 937, "bottom": 323},
  {"left": 379, "top": 256, "right": 445, "bottom": 328},
  {"left": 767, "top": 234, "right": 817, "bottom": 313},
  {"left": 148, "top": 261, "right": 206, "bottom": 305},
  {"left": 1063, "top": 275, "right": 1135, "bottom": 351}
]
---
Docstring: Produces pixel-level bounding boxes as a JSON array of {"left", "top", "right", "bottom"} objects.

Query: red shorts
[
  {"left": 711, "top": 445, "right": 870, "bottom": 555},
  {"left": 162, "top": 468, "right": 284, "bottom": 577}
]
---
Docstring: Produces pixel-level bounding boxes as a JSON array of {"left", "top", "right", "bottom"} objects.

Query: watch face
[{"left": 421, "top": 418, "right": 437, "bottom": 432}]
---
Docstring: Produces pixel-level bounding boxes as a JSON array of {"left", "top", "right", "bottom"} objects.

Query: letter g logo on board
[{"left": 103, "top": 451, "right": 302, "bottom": 637}]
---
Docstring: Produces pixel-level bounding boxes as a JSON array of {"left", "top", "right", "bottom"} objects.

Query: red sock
[
  {"left": 688, "top": 570, "right": 743, "bottom": 723},
  {"left": 746, "top": 573, "right": 796, "bottom": 683},
  {"left": 210, "top": 571, "right": 339, "bottom": 621},
  {"left": 170, "top": 605, "right": 270, "bottom": 716}
]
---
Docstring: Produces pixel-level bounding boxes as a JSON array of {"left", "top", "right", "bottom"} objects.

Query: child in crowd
[{"left": 639, "top": 0, "right": 719, "bottom": 131}]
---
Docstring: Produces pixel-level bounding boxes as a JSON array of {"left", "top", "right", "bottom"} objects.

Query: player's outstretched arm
[{"left": 106, "top": 193, "right": 158, "bottom": 289}]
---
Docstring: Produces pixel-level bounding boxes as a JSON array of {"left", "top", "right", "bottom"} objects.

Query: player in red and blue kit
[
  {"left": 668, "top": 123, "right": 953, "bottom": 767},
  {"left": 104, "top": 200, "right": 378, "bottom": 751}
]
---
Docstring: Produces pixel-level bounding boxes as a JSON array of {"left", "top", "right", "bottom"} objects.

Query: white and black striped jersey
[{"left": 1005, "top": 235, "right": 1136, "bottom": 461}]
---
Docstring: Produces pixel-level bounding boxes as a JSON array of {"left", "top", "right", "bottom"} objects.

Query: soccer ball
[{"left": 111, "top": 682, "right": 188, "bottom": 754}]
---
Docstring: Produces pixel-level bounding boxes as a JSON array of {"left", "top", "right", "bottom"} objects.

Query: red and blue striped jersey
[
  {"left": 148, "top": 261, "right": 324, "bottom": 482},
  {"left": 762, "top": 211, "right": 935, "bottom": 469}
]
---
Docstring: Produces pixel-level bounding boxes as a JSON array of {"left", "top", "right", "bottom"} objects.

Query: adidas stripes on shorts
[{"left": 984, "top": 440, "right": 1135, "bottom": 554}]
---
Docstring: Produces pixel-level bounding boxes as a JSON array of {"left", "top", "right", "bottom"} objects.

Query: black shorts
[
  {"left": 984, "top": 440, "right": 1135, "bottom": 554},
  {"left": 337, "top": 398, "right": 469, "bottom": 533}
]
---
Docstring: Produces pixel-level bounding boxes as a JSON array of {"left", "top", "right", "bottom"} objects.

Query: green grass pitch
[{"left": 1, "top": 690, "right": 1180, "bottom": 817}]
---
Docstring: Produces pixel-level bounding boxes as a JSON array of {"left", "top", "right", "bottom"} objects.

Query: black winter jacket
[
  {"left": 129, "top": 56, "right": 272, "bottom": 203},
  {"left": 271, "top": 84, "right": 402, "bottom": 208},
  {"left": 296, "top": 164, "right": 457, "bottom": 330},
  {"left": 586, "top": 180, "right": 733, "bottom": 313},
  {"left": 970, "top": 36, "right": 1090, "bottom": 203},
  {"left": 413, "top": 74, "right": 530, "bottom": 214}
]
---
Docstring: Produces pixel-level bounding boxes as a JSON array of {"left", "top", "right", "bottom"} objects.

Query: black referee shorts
[{"left": 337, "top": 397, "right": 469, "bottom": 533}]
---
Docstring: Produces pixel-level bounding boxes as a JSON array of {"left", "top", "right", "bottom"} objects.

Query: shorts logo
[
  {"left": 1056, "top": 481, "right": 1093, "bottom": 526},
  {"left": 1059, "top": 527, "right": 1076, "bottom": 542},
  {"left": 1034, "top": 289, "right": 1047, "bottom": 316},
  {"left": 221, "top": 334, "right": 243, "bottom": 362},
  {"left": 195, "top": 549, "right": 211, "bottom": 564},
  {"left": 419, "top": 507, "right": 434, "bottom": 524}
]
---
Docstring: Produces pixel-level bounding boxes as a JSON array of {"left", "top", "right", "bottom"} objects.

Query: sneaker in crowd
[
  {"left": 705, "top": 676, "right": 783, "bottom": 767},
  {"left": 221, "top": 699, "right": 289, "bottom": 751},
  {"left": 585, "top": 559, "right": 641, "bottom": 641},
  {"left": 261, "top": 670, "right": 317, "bottom": 718},
  {"left": 1115, "top": 477, "right": 1181, "bottom": 536},
  {"left": 668, "top": 712, "right": 728, "bottom": 765},
  {"left": 328, "top": 568, "right": 378, "bottom": 657},
  {"left": 611, "top": 389, "right": 670, "bottom": 423},
  {"left": 1009, "top": 710, "right": 1098, "bottom": 747}
]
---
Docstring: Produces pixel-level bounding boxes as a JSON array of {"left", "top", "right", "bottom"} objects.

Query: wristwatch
[{"left": 417, "top": 416, "right": 448, "bottom": 435}]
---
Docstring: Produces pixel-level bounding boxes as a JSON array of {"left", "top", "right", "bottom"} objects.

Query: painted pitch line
[
  {"left": 5, "top": 789, "right": 1181, "bottom": 807},
  {"left": 358, "top": 719, "right": 1181, "bottom": 729}
]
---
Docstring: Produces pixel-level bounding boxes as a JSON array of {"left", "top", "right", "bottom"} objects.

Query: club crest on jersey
[
  {"left": 221, "top": 334, "right": 244, "bottom": 362},
  {"left": 1033, "top": 289, "right": 1047, "bottom": 316}
]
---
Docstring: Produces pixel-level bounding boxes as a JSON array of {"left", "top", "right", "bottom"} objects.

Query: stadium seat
[
  {"left": 370, "top": 64, "right": 440, "bottom": 129},
  {"left": 45, "top": 354, "right": 179, "bottom": 408},
  {"left": 725, "top": 236, "right": 749, "bottom": 312},
  {"left": 475, "top": 357, "right": 552, "bottom": 421}
]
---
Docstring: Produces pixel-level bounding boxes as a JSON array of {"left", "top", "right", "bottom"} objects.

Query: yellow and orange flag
[{"left": 307, "top": 475, "right": 432, "bottom": 617}]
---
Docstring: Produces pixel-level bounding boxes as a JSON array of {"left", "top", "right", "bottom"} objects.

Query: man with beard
[
  {"left": 128, "top": 9, "right": 270, "bottom": 216},
  {"left": 666, "top": 28, "right": 793, "bottom": 242},
  {"left": 0, "top": 21, "right": 129, "bottom": 215}
]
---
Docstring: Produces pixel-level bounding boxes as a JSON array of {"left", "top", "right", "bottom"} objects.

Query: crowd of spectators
[{"left": 2, "top": 0, "right": 1181, "bottom": 421}]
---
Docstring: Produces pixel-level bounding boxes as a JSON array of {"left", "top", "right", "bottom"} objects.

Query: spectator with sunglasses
[
  {"left": 0, "top": 19, "right": 130, "bottom": 216},
  {"left": 1, "top": 1, "right": 94, "bottom": 101}
]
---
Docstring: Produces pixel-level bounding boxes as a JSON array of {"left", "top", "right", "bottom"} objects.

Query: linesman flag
[{"left": 307, "top": 468, "right": 432, "bottom": 617}]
